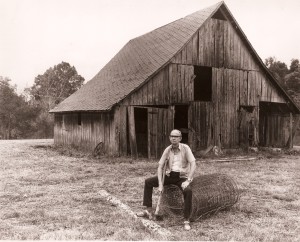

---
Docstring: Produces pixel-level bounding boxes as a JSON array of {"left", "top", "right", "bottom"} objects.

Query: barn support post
[
  {"left": 289, "top": 112, "right": 293, "bottom": 148},
  {"left": 128, "top": 106, "right": 138, "bottom": 158},
  {"left": 119, "top": 105, "right": 128, "bottom": 156},
  {"left": 286, "top": 113, "right": 300, "bottom": 149}
]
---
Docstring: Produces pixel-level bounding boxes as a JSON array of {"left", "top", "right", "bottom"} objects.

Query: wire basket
[{"left": 160, "top": 173, "right": 240, "bottom": 221}]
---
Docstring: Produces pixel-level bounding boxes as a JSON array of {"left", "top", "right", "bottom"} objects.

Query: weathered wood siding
[
  {"left": 147, "top": 106, "right": 174, "bottom": 158},
  {"left": 171, "top": 18, "right": 259, "bottom": 70},
  {"left": 122, "top": 64, "right": 194, "bottom": 106},
  {"left": 121, "top": 17, "right": 290, "bottom": 150},
  {"left": 259, "top": 113, "right": 290, "bottom": 147},
  {"left": 54, "top": 17, "right": 293, "bottom": 155},
  {"left": 54, "top": 110, "right": 120, "bottom": 155}
]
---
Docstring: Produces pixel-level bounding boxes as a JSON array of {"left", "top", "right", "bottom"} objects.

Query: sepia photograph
[{"left": 0, "top": 0, "right": 299, "bottom": 240}]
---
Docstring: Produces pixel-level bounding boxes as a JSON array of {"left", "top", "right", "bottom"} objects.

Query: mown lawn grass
[{"left": 0, "top": 139, "right": 299, "bottom": 241}]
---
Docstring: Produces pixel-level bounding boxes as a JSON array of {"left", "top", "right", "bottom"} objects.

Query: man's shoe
[
  {"left": 136, "top": 210, "right": 153, "bottom": 220},
  {"left": 184, "top": 221, "right": 191, "bottom": 230}
]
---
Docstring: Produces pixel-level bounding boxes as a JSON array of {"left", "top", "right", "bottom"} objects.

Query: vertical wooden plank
[
  {"left": 198, "top": 27, "right": 204, "bottom": 66},
  {"left": 190, "top": 65, "right": 195, "bottom": 102},
  {"left": 199, "top": 103, "right": 205, "bottom": 149},
  {"left": 235, "top": 71, "right": 241, "bottom": 147},
  {"left": 213, "top": 19, "right": 218, "bottom": 68},
  {"left": 233, "top": 24, "right": 239, "bottom": 69},
  {"left": 203, "top": 20, "right": 208, "bottom": 66},
  {"left": 128, "top": 106, "right": 138, "bottom": 158},
  {"left": 236, "top": 26, "right": 241, "bottom": 70},
  {"left": 157, "top": 71, "right": 163, "bottom": 105},
  {"left": 148, "top": 78, "right": 153, "bottom": 104},
  {"left": 239, "top": 71, "right": 246, "bottom": 106},
  {"left": 175, "top": 51, "right": 182, "bottom": 63},
  {"left": 248, "top": 71, "right": 253, "bottom": 106},
  {"left": 180, "top": 64, "right": 186, "bottom": 102},
  {"left": 153, "top": 108, "right": 158, "bottom": 158},
  {"left": 172, "top": 64, "right": 178, "bottom": 103},
  {"left": 209, "top": 19, "right": 214, "bottom": 67},
  {"left": 142, "top": 81, "right": 148, "bottom": 105},
  {"left": 168, "top": 106, "right": 175, "bottom": 135},
  {"left": 188, "top": 104, "right": 194, "bottom": 151},
  {"left": 215, "top": 68, "right": 221, "bottom": 146},
  {"left": 161, "top": 108, "right": 166, "bottom": 149},
  {"left": 181, "top": 47, "right": 187, "bottom": 64},
  {"left": 239, "top": 37, "right": 244, "bottom": 70},
  {"left": 224, "top": 69, "right": 229, "bottom": 147},
  {"left": 119, "top": 106, "right": 127, "bottom": 155},
  {"left": 223, "top": 20, "right": 229, "bottom": 68},
  {"left": 289, "top": 112, "right": 293, "bottom": 149},
  {"left": 114, "top": 107, "right": 120, "bottom": 156},
  {"left": 147, "top": 108, "right": 152, "bottom": 159},
  {"left": 186, "top": 40, "right": 193, "bottom": 64},
  {"left": 102, "top": 113, "right": 107, "bottom": 154},
  {"left": 230, "top": 71, "right": 235, "bottom": 147},
  {"left": 211, "top": 68, "right": 217, "bottom": 145},
  {"left": 109, "top": 112, "right": 115, "bottom": 155},
  {"left": 169, "top": 64, "right": 173, "bottom": 104},
  {"left": 177, "top": 64, "right": 182, "bottom": 103},
  {"left": 157, "top": 108, "right": 163, "bottom": 157},
  {"left": 164, "top": 66, "right": 170, "bottom": 104},
  {"left": 192, "top": 33, "right": 199, "bottom": 65},
  {"left": 228, "top": 22, "right": 233, "bottom": 69},
  {"left": 214, "top": 19, "right": 224, "bottom": 68},
  {"left": 219, "top": 19, "right": 225, "bottom": 68}
]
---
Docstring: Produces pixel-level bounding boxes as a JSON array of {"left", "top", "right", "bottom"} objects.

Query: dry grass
[{"left": 0, "top": 139, "right": 299, "bottom": 241}]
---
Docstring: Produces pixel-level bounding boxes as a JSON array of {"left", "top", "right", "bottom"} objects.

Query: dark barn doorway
[
  {"left": 174, "top": 105, "right": 189, "bottom": 144},
  {"left": 134, "top": 107, "right": 148, "bottom": 157}
]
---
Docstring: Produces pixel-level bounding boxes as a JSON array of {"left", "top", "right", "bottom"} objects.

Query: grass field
[{"left": 0, "top": 139, "right": 299, "bottom": 241}]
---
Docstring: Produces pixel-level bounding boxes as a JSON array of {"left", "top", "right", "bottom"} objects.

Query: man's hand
[
  {"left": 158, "top": 184, "right": 164, "bottom": 193},
  {"left": 181, "top": 180, "right": 190, "bottom": 190}
]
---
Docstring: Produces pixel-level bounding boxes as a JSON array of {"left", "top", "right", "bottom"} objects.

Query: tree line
[
  {"left": 0, "top": 58, "right": 299, "bottom": 140},
  {"left": 265, "top": 57, "right": 300, "bottom": 106},
  {"left": 0, "top": 62, "right": 84, "bottom": 139}
]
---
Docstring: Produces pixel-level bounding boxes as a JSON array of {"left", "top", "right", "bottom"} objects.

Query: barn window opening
[
  {"left": 78, "top": 113, "right": 81, "bottom": 126},
  {"left": 194, "top": 66, "right": 212, "bottom": 101}
]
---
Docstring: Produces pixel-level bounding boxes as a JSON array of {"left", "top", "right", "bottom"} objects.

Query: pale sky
[{"left": 0, "top": 0, "right": 300, "bottom": 93}]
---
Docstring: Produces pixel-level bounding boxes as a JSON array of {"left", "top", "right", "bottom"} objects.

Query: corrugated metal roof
[{"left": 50, "top": 2, "right": 222, "bottom": 113}]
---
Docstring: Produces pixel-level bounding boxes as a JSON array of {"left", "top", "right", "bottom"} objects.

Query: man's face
[{"left": 169, "top": 134, "right": 182, "bottom": 146}]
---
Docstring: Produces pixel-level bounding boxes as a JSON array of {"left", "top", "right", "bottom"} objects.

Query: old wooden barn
[{"left": 50, "top": 1, "right": 300, "bottom": 158}]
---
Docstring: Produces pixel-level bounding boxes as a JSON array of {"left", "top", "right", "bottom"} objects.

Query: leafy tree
[
  {"left": 265, "top": 57, "right": 289, "bottom": 84},
  {"left": 285, "top": 59, "right": 300, "bottom": 106},
  {"left": 30, "top": 61, "right": 85, "bottom": 110},
  {"left": 0, "top": 77, "right": 40, "bottom": 139},
  {"left": 289, "top": 59, "right": 299, "bottom": 73},
  {"left": 25, "top": 62, "right": 85, "bottom": 138}
]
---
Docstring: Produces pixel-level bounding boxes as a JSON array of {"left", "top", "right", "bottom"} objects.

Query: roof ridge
[{"left": 129, "top": 1, "right": 224, "bottom": 43}]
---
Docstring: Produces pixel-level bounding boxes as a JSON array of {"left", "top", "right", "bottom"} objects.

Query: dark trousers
[{"left": 143, "top": 171, "right": 192, "bottom": 220}]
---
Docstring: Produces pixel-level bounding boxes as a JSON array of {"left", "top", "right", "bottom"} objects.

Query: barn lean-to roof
[{"left": 50, "top": 1, "right": 300, "bottom": 114}]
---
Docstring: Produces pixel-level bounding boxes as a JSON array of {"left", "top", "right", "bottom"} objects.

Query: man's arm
[
  {"left": 187, "top": 160, "right": 196, "bottom": 182},
  {"left": 157, "top": 148, "right": 169, "bottom": 192},
  {"left": 182, "top": 146, "right": 197, "bottom": 189},
  {"left": 157, "top": 162, "right": 165, "bottom": 192}
]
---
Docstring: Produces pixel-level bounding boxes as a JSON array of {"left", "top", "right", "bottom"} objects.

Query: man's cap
[{"left": 170, "top": 129, "right": 182, "bottom": 136}]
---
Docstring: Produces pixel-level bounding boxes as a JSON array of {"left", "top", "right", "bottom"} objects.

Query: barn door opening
[
  {"left": 135, "top": 107, "right": 148, "bottom": 157},
  {"left": 174, "top": 105, "right": 189, "bottom": 144},
  {"left": 128, "top": 106, "right": 174, "bottom": 159}
]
